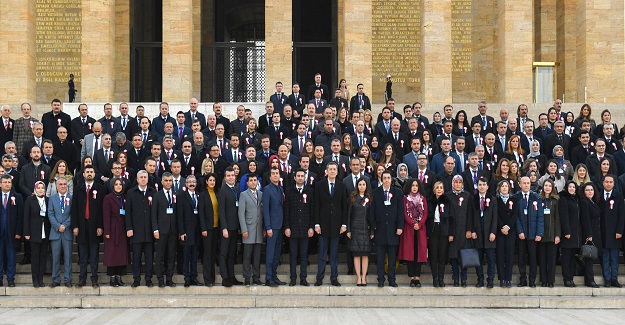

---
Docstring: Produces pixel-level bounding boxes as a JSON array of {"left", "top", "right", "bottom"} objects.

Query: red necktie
[
  {"left": 419, "top": 171, "right": 423, "bottom": 181},
  {"left": 85, "top": 185, "right": 91, "bottom": 220},
  {"left": 480, "top": 196, "right": 485, "bottom": 211}
]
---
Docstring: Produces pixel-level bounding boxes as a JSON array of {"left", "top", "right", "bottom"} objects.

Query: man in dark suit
[
  {"left": 570, "top": 131, "right": 595, "bottom": 169},
  {"left": 308, "top": 89, "right": 328, "bottom": 118},
  {"left": 585, "top": 139, "right": 615, "bottom": 178},
  {"left": 472, "top": 177, "right": 498, "bottom": 288},
  {"left": 374, "top": 107, "right": 393, "bottom": 138},
  {"left": 270, "top": 81, "right": 288, "bottom": 114},
  {"left": 323, "top": 139, "right": 350, "bottom": 180},
  {"left": 21, "top": 122, "right": 45, "bottom": 160},
  {"left": 151, "top": 103, "right": 176, "bottom": 138},
  {"left": 284, "top": 169, "right": 314, "bottom": 286},
  {"left": 138, "top": 117, "right": 159, "bottom": 150},
  {"left": 177, "top": 175, "right": 203, "bottom": 287},
  {"left": 41, "top": 99, "right": 71, "bottom": 143},
  {"left": 612, "top": 138, "right": 625, "bottom": 177},
  {"left": 223, "top": 134, "right": 244, "bottom": 165},
  {"left": 601, "top": 123, "right": 622, "bottom": 155},
  {"left": 409, "top": 153, "right": 437, "bottom": 199},
  {"left": 599, "top": 175, "right": 625, "bottom": 287},
  {"left": 41, "top": 140, "right": 59, "bottom": 169},
  {"left": 288, "top": 83, "right": 307, "bottom": 116},
  {"left": 382, "top": 119, "right": 410, "bottom": 157},
  {"left": 465, "top": 121, "right": 484, "bottom": 155},
  {"left": 494, "top": 121, "right": 509, "bottom": 154},
  {"left": 543, "top": 121, "right": 571, "bottom": 159},
  {"left": 117, "top": 102, "right": 134, "bottom": 138},
  {"left": 291, "top": 123, "right": 309, "bottom": 157},
  {"left": 534, "top": 113, "right": 553, "bottom": 142},
  {"left": 70, "top": 104, "right": 95, "bottom": 154},
  {"left": 462, "top": 153, "right": 490, "bottom": 195},
  {"left": 266, "top": 112, "right": 291, "bottom": 152},
  {"left": 369, "top": 170, "right": 404, "bottom": 287},
  {"left": 173, "top": 111, "right": 193, "bottom": 142},
  {"left": 92, "top": 134, "right": 117, "bottom": 182},
  {"left": 470, "top": 101, "right": 495, "bottom": 136},
  {"left": 263, "top": 168, "right": 286, "bottom": 287},
  {"left": 258, "top": 102, "right": 275, "bottom": 135},
  {"left": 18, "top": 146, "right": 51, "bottom": 198},
  {"left": 352, "top": 121, "right": 371, "bottom": 152},
  {"left": 376, "top": 98, "right": 402, "bottom": 123},
  {"left": 184, "top": 98, "right": 206, "bottom": 130},
  {"left": 343, "top": 158, "right": 371, "bottom": 194},
  {"left": 126, "top": 106, "right": 146, "bottom": 140},
  {"left": 125, "top": 170, "right": 156, "bottom": 287},
  {"left": 98, "top": 103, "right": 120, "bottom": 137},
  {"left": 127, "top": 134, "right": 148, "bottom": 172},
  {"left": 151, "top": 173, "right": 178, "bottom": 287},
  {"left": 349, "top": 84, "right": 372, "bottom": 113},
  {"left": 71, "top": 165, "right": 104, "bottom": 288},
  {"left": 329, "top": 89, "right": 348, "bottom": 110},
  {"left": 313, "top": 162, "right": 348, "bottom": 287},
  {"left": 307, "top": 73, "right": 330, "bottom": 102},
  {"left": 218, "top": 167, "right": 243, "bottom": 287},
  {"left": 0, "top": 105, "right": 14, "bottom": 156},
  {"left": 53, "top": 127, "right": 77, "bottom": 172},
  {"left": 483, "top": 134, "right": 504, "bottom": 165},
  {"left": 520, "top": 120, "right": 541, "bottom": 155},
  {"left": 0, "top": 174, "right": 24, "bottom": 287}
]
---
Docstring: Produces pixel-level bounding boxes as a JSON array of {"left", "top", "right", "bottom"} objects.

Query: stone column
[
  {"left": 556, "top": 0, "right": 576, "bottom": 101},
  {"left": 341, "top": 0, "right": 373, "bottom": 98},
  {"left": 0, "top": 0, "right": 36, "bottom": 105},
  {"left": 421, "top": 0, "right": 452, "bottom": 104},
  {"left": 497, "top": 0, "right": 533, "bottom": 102},
  {"left": 265, "top": 0, "right": 292, "bottom": 100},
  {"left": 576, "top": 0, "right": 625, "bottom": 102},
  {"left": 81, "top": 0, "right": 116, "bottom": 101},
  {"left": 192, "top": 0, "right": 201, "bottom": 98},
  {"left": 115, "top": 0, "right": 130, "bottom": 101},
  {"left": 162, "top": 0, "right": 194, "bottom": 101}
]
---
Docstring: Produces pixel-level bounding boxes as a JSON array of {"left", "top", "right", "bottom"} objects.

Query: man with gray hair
[
  {"left": 21, "top": 121, "right": 45, "bottom": 159},
  {"left": 53, "top": 126, "right": 77, "bottom": 172},
  {"left": 13, "top": 103, "right": 39, "bottom": 157},
  {"left": 0, "top": 105, "right": 14, "bottom": 156},
  {"left": 543, "top": 120, "right": 571, "bottom": 159}
]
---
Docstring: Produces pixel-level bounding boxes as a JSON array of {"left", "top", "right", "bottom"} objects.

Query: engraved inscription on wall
[
  {"left": 372, "top": 0, "right": 421, "bottom": 103},
  {"left": 451, "top": 0, "right": 475, "bottom": 100},
  {"left": 36, "top": 0, "right": 82, "bottom": 104}
]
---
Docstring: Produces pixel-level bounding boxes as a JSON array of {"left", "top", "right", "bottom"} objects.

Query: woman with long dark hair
[
  {"left": 538, "top": 179, "right": 560, "bottom": 288},
  {"left": 427, "top": 181, "right": 451, "bottom": 287},
  {"left": 398, "top": 179, "right": 428, "bottom": 287},
  {"left": 346, "top": 178, "right": 373, "bottom": 286},
  {"left": 102, "top": 178, "right": 129, "bottom": 287},
  {"left": 496, "top": 180, "right": 517, "bottom": 287}
]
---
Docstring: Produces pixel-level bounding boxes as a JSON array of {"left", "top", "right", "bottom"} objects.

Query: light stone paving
[{"left": 0, "top": 308, "right": 623, "bottom": 325}]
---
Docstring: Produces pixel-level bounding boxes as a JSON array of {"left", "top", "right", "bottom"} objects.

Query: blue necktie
[{"left": 330, "top": 182, "right": 335, "bottom": 197}]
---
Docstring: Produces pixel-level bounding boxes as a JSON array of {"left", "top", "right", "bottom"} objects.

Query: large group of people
[{"left": 1, "top": 74, "right": 624, "bottom": 290}]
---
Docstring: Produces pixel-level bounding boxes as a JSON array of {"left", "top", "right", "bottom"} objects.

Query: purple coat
[{"left": 103, "top": 192, "right": 128, "bottom": 267}]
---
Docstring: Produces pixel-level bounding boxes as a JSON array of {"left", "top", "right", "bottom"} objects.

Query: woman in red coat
[
  {"left": 398, "top": 179, "right": 428, "bottom": 287},
  {"left": 103, "top": 178, "right": 129, "bottom": 287}
]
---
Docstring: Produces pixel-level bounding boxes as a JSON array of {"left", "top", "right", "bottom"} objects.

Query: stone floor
[{"left": 1, "top": 308, "right": 623, "bottom": 325}]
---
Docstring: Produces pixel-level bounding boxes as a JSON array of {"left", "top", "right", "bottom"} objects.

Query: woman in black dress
[
  {"left": 427, "top": 181, "right": 451, "bottom": 287},
  {"left": 346, "top": 178, "right": 373, "bottom": 286},
  {"left": 23, "top": 181, "right": 50, "bottom": 287},
  {"left": 496, "top": 180, "right": 517, "bottom": 287}
]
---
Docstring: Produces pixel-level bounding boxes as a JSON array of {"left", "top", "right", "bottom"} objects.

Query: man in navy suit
[
  {"left": 308, "top": 89, "right": 328, "bottom": 119},
  {"left": 174, "top": 111, "right": 193, "bottom": 142},
  {"left": 184, "top": 98, "right": 206, "bottom": 130},
  {"left": 263, "top": 168, "right": 286, "bottom": 287},
  {"left": 48, "top": 177, "right": 72, "bottom": 287},
  {"left": 270, "top": 81, "right": 288, "bottom": 114},
  {"left": 0, "top": 174, "right": 23, "bottom": 287},
  {"left": 369, "top": 171, "right": 404, "bottom": 287}
]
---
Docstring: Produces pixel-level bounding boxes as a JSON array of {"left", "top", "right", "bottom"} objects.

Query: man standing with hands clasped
[
  {"left": 514, "top": 176, "right": 544, "bottom": 288},
  {"left": 238, "top": 173, "right": 264, "bottom": 286},
  {"left": 263, "top": 168, "right": 286, "bottom": 287},
  {"left": 369, "top": 170, "right": 404, "bottom": 287}
]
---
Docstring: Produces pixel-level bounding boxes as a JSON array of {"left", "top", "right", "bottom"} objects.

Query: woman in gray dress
[{"left": 346, "top": 178, "right": 373, "bottom": 286}]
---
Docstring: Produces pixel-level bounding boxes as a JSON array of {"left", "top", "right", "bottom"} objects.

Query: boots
[
  {"left": 110, "top": 276, "right": 119, "bottom": 287},
  {"left": 116, "top": 275, "right": 126, "bottom": 286}
]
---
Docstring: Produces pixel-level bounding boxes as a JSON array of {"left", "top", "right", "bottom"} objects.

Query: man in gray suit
[
  {"left": 47, "top": 177, "right": 73, "bottom": 288},
  {"left": 238, "top": 174, "right": 264, "bottom": 286},
  {"left": 343, "top": 157, "right": 371, "bottom": 195},
  {"left": 80, "top": 122, "right": 103, "bottom": 161}
]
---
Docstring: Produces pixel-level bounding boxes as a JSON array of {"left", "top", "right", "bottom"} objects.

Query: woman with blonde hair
[{"left": 572, "top": 163, "right": 591, "bottom": 186}]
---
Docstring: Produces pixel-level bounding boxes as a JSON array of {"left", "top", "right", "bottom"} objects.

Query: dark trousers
[
  {"left": 182, "top": 244, "right": 198, "bottom": 281},
  {"left": 219, "top": 230, "right": 238, "bottom": 281},
  {"left": 0, "top": 235, "right": 15, "bottom": 282},
  {"left": 289, "top": 237, "right": 309, "bottom": 281},
  {"left": 202, "top": 228, "right": 219, "bottom": 284},
  {"left": 450, "top": 258, "right": 467, "bottom": 281},
  {"left": 30, "top": 240, "right": 49, "bottom": 284},
  {"left": 602, "top": 248, "right": 619, "bottom": 281},
  {"left": 517, "top": 238, "right": 538, "bottom": 283},
  {"left": 242, "top": 243, "right": 261, "bottom": 281},
  {"left": 265, "top": 228, "right": 282, "bottom": 281},
  {"left": 155, "top": 233, "right": 176, "bottom": 281},
  {"left": 561, "top": 247, "right": 594, "bottom": 283},
  {"left": 376, "top": 244, "right": 398, "bottom": 284},
  {"left": 131, "top": 242, "right": 153, "bottom": 281},
  {"left": 476, "top": 248, "right": 496, "bottom": 282},
  {"left": 316, "top": 236, "right": 339, "bottom": 281},
  {"left": 107, "top": 265, "right": 125, "bottom": 276},
  {"left": 496, "top": 233, "right": 515, "bottom": 281},
  {"left": 538, "top": 241, "right": 558, "bottom": 284},
  {"left": 406, "top": 229, "right": 422, "bottom": 277},
  {"left": 428, "top": 225, "right": 448, "bottom": 280}
]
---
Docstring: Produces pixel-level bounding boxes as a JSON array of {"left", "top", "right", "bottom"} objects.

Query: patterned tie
[
  {"left": 480, "top": 196, "right": 485, "bottom": 211},
  {"left": 60, "top": 195, "right": 65, "bottom": 211}
]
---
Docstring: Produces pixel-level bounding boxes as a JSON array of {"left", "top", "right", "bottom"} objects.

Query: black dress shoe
[
  {"left": 300, "top": 280, "right": 309, "bottom": 286},
  {"left": 50, "top": 282, "right": 60, "bottom": 288},
  {"left": 517, "top": 280, "right": 527, "bottom": 287},
  {"left": 110, "top": 278, "right": 119, "bottom": 287},
  {"left": 475, "top": 281, "right": 484, "bottom": 288},
  {"left": 167, "top": 280, "right": 176, "bottom": 287},
  {"left": 230, "top": 278, "right": 244, "bottom": 286},
  {"left": 65, "top": 282, "right": 72, "bottom": 288},
  {"left": 244, "top": 280, "right": 251, "bottom": 286},
  {"left": 19, "top": 258, "right": 30, "bottom": 265},
  {"left": 266, "top": 280, "right": 278, "bottom": 287},
  {"left": 314, "top": 280, "right": 323, "bottom": 286},
  {"left": 7, "top": 281, "right": 15, "bottom": 287},
  {"left": 611, "top": 280, "right": 622, "bottom": 288},
  {"left": 272, "top": 278, "right": 286, "bottom": 285},
  {"left": 131, "top": 281, "right": 140, "bottom": 288},
  {"left": 39, "top": 281, "right": 45, "bottom": 287},
  {"left": 433, "top": 280, "right": 439, "bottom": 288},
  {"left": 389, "top": 282, "right": 398, "bottom": 288},
  {"left": 453, "top": 280, "right": 459, "bottom": 287},
  {"left": 415, "top": 280, "right": 422, "bottom": 287},
  {"left": 438, "top": 279, "right": 445, "bottom": 287},
  {"left": 410, "top": 280, "right": 416, "bottom": 287},
  {"left": 145, "top": 281, "right": 153, "bottom": 288},
  {"left": 500, "top": 280, "right": 505, "bottom": 287},
  {"left": 487, "top": 281, "right": 494, "bottom": 289},
  {"left": 184, "top": 281, "right": 190, "bottom": 287},
  {"left": 253, "top": 280, "right": 263, "bottom": 286},
  {"left": 32, "top": 283, "right": 39, "bottom": 288},
  {"left": 190, "top": 279, "right": 204, "bottom": 286},
  {"left": 529, "top": 282, "right": 536, "bottom": 288},
  {"left": 288, "top": 280, "right": 296, "bottom": 286},
  {"left": 331, "top": 280, "right": 341, "bottom": 287},
  {"left": 587, "top": 282, "right": 600, "bottom": 288},
  {"left": 378, "top": 283, "right": 384, "bottom": 288},
  {"left": 158, "top": 281, "right": 166, "bottom": 288},
  {"left": 117, "top": 276, "right": 126, "bottom": 286},
  {"left": 548, "top": 283, "right": 554, "bottom": 288},
  {"left": 76, "top": 281, "right": 86, "bottom": 288},
  {"left": 461, "top": 281, "right": 467, "bottom": 288},
  {"left": 541, "top": 282, "right": 548, "bottom": 287},
  {"left": 92, "top": 282, "right": 99, "bottom": 288}
]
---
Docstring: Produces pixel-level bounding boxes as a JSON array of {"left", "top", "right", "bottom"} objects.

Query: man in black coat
[
  {"left": 470, "top": 101, "right": 496, "bottom": 137},
  {"left": 218, "top": 167, "right": 243, "bottom": 287},
  {"left": 598, "top": 175, "right": 625, "bottom": 287},
  {"left": 368, "top": 170, "right": 404, "bottom": 287},
  {"left": 70, "top": 165, "right": 104, "bottom": 288},
  {"left": 151, "top": 173, "right": 178, "bottom": 287},
  {"left": 349, "top": 84, "right": 372, "bottom": 113},
  {"left": 18, "top": 146, "right": 51, "bottom": 198},
  {"left": 313, "top": 162, "right": 348, "bottom": 287},
  {"left": 41, "top": 99, "right": 72, "bottom": 144},
  {"left": 0, "top": 105, "right": 15, "bottom": 156},
  {"left": 177, "top": 175, "right": 204, "bottom": 287},
  {"left": 284, "top": 169, "right": 314, "bottom": 286},
  {"left": 127, "top": 134, "right": 149, "bottom": 172},
  {"left": 542, "top": 121, "right": 571, "bottom": 159},
  {"left": 125, "top": 170, "right": 157, "bottom": 287},
  {"left": 307, "top": 73, "right": 330, "bottom": 102},
  {"left": 0, "top": 174, "right": 24, "bottom": 287}
]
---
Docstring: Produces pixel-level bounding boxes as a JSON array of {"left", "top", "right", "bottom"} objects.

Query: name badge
[
  {"left": 120, "top": 209, "right": 126, "bottom": 215},
  {"left": 235, "top": 201, "right": 239, "bottom": 207},
  {"left": 523, "top": 209, "right": 528, "bottom": 215},
  {"left": 40, "top": 210, "right": 46, "bottom": 217},
  {"left": 194, "top": 209, "right": 199, "bottom": 214},
  {"left": 166, "top": 208, "right": 174, "bottom": 215},
  {"left": 544, "top": 208, "right": 551, "bottom": 215},
  {"left": 384, "top": 200, "right": 391, "bottom": 206}
]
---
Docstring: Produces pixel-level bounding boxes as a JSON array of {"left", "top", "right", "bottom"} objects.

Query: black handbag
[
  {"left": 580, "top": 241, "right": 598, "bottom": 260},
  {"left": 459, "top": 239, "right": 481, "bottom": 268}
]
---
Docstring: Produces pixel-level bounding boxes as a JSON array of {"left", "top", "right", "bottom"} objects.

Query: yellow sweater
[{"left": 208, "top": 188, "right": 219, "bottom": 228}]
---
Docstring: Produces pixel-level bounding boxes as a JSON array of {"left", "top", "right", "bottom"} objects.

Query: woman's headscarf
[
  {"left": 110, "top": 177, "right": 125, "bottom": 196},
  {"left": 528, "top": 140, "right": 541, "bottom": 158},
  {"left": 552, "top": 145, "right": 565, "bottom": 164},
  {"left": 34, "top": 181, "right": 46, "bottom": 197},
  {"left": 396, "top": 163, "right": 408, "bottom": 181},
  {"left": 451, "top": 174, "right": 464, "bottom": 194}
]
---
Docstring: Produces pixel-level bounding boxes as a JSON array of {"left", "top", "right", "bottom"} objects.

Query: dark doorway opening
[{"left": 130, "top": 0, "right": 163, "bottom": 102}]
